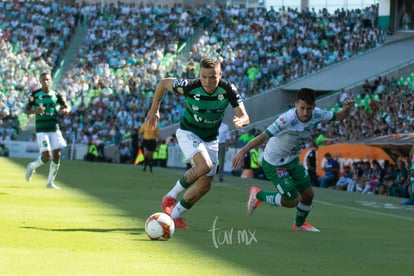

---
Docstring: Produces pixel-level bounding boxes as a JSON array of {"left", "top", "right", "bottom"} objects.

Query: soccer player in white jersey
[
  {"left": 400, "top": 145, "right": 414, "bottom": 205},
  {"left": 232, "top": 88, "right": 354, "bottom": 232}
]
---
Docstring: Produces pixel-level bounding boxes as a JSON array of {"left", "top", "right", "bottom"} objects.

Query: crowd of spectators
[
  {"left": 0, "top": 0, "right": 412, "bottom": 202},
  {"left": 1, "top": 2, "right": 387, "bottom": 144},
  {"left": 172, "top": 4, "right": 383, "bottom": 97},
  {"left": 0, "top": 1, "right": 79, "bottom": 140},
  {"left": 305, "top": 73, "right": 414, "bottom": 147},
  {"left": 0, "top": 1, "right": 412, "bottom": 176},
  {"left": 324, "top": 153, "right": 411, "bottom": 200}
]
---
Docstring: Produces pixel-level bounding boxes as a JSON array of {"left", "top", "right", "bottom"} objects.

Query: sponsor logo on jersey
[
  {"left": 193, "top": 114, "right": 203, "bottom": 122},
  {"left": 276, "top": 168, "right": 289, "bottom": 177},
  {"left": 174, "top": 79, "right": 188, "bottom": 87}
]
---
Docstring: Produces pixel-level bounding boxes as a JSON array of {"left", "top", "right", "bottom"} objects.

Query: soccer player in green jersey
[
  {"left": 233, "top": 88, "right": 354, "bottom": 232},
  {"left": 24, "top": 72, "right": 71, "bottom": 189},
  {"left": 146, "top": 57, "right": 250, "bottom": 228}
]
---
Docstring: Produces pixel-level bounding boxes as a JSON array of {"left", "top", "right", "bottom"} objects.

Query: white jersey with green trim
[{"left": 263, "top": 107, "right": 334, "bottom": 166}]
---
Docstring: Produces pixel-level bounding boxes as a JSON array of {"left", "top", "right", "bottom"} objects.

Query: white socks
[
  {"left": 167, "top": 180, "right": 186, "bottom": 199},
  {"left": 264, "top": 193, "right": 282, "bottom": 206},
  {"left": 170, "top": 201, "right": 188, "bottom": 219},
  {"left": 47, "top": 162, "right": 60, "bottom": 184},
  {"left": 297, "top": 202, "right": 312, "bottom": 212},
  {"left": 30, "top": 156, "right": 44, "bottom": 170}
]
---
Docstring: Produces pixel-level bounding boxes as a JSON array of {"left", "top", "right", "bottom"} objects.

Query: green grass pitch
[{"left": 1, "top": 157, "right": 413, "bottom": 275}]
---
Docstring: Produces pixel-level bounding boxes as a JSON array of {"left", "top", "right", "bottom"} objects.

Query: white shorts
[
  {"left": 37, "top": 130, "right": 67, "bottom": 153},
  {"left": 176, "top": 128, "right": 218, "bottom": 176}
]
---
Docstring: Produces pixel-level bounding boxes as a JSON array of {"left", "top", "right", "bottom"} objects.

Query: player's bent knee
[
  {"left": 282, "top": 197, "right": 301, "bottom": 208},
  {"left": 199, "top": 163, "right": 213, "bottom": 175},
  {"left": 301, "top": 188, "right": 315, "bottom": 202}
]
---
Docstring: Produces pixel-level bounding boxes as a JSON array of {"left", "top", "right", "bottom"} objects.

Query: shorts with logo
[
  {"left": 175, "top": 128, "right": 218, "bottom": 176},
  {"left": 36, "top": 130, "right": 67, "bottom": 153},
  {"left": 262, "top": 157, "right": 311, "bottom": 201}
]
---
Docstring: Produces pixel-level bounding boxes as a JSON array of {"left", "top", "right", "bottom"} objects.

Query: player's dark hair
[
  {"left": 200, "top": 57, "right": 220, "bottom": 70},
  {"left": 297, "top": 88, "right": 315, "bottom": 105}
]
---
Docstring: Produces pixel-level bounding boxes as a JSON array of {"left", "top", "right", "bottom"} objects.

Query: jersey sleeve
[
  {"left": 56, "top": 92, "right": 68, "bottom": 107},
  {"left": 265, "top": 110, "right": 292, "bottom": 138},
  {"left": 226, "top": 82, "right": 243, "bottom": 108},
  {"left": 316, "top": 107, "right": 335, "bottom": 121},
  {"left": 26, "top": 90, "right": 38, "bottom": 109},
  {"left": 172, "top": 78, "right": 197, "bottom": 95}
]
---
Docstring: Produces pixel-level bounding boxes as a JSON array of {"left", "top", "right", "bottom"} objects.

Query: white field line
[{"left": 315, "top": 199, "right": 414, "bottom": 221}]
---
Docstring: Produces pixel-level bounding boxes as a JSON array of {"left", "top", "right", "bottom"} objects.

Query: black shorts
[{"left": 142, "top": 139, "right": 157, "bottom": 151}]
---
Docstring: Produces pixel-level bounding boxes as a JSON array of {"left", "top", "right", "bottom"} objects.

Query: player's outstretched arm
[
  {"left": 232, "top": 132, "right": 268, "bottom": 169},
  {"left": 335, "top": 98, "right": 354, "bottom": 121},
  {"left": 147, "top": 78, "right": 176, "bottom": 128},
  {"left": 232, "top": 102, "right": 250, "bottom": 128}
]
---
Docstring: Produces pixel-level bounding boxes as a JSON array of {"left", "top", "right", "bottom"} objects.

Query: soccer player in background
[
  {"left": 24, "top": 72, "right": 71, "bottom": 189},
  {"left": 139, "top": 121, "right": 160, "bottom": 173},
  {"left": 232, "top": 88, "right": 354, "bottom": 232},
  {"left": 217, "top": 121, "right": 230, "bottom": 182},
  {"left": 145, "top": 57, "right": 250, "bottom": 228},
  {"left": 401, "top": 145, "right": 414, "bottom": 205}
]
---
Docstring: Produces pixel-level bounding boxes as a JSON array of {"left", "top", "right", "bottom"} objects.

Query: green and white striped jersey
[
  {"left": 27, "top": 89, "right": 67, "bottom": 132},
  {"left": 172, "top": 78, "right": 243, "bottom": 142}
]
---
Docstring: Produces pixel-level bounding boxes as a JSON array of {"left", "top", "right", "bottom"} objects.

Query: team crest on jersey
[
  {"left": 217, "top": 93, "right": 224, "bottom": 101},
  {"left": 276, "top": 168, "right": 289, "bottom": 177},
  {"left": 278, "top": 117, "right": 286, "bottom": 124},
  {"left": 192, "top": 140, "right": 200, "bottom": 148}
]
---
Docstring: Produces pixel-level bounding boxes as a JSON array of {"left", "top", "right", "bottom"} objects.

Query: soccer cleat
[
  {"left": 25, "top": 164, "right": 35, "bottom": 182},
  {"left": 173, "top": 217, "right": 189, "bottom": 229},
  {"left": 46, "top": 183, "right": 61, "bottom": 190},
  {"left": 162, "top": 196, "right": 176, "bottom": 215},
  {"left": 400, "top": 198, "right": 414, "bottom": 205},
  {"left": 292, "top": 222, "right": 320, "bottom": 232},
  {"left": 247, "top": 186, "right": 262, "bottom": 216}
]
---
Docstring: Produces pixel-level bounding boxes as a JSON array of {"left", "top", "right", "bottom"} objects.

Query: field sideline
[{"left": 1, "top": 157, "right": 413, "bottom": 276}]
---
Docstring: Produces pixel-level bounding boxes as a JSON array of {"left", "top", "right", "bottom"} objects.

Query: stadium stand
[{"left": 1, "top": 2, "right": 413, "bottom": 167}]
